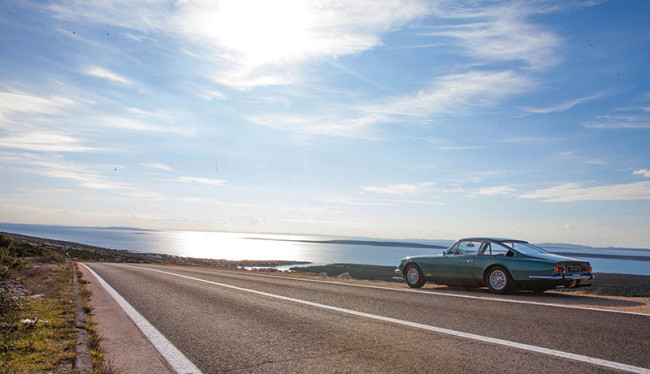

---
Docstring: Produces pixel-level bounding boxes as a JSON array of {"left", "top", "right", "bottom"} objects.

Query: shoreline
[
  {"left": 4, "top": 231, "right": 649, "bottom": 297},
  {"left": 2, "top": 232, "right": 309, "bottom": 269}
]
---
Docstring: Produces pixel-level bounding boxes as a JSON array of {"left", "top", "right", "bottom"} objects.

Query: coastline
[
  {"left": 2, "top": 232, "right": 308, "bottom": 269},
  {"left": 4, "top": 231, "right": 649, "bottom": 297}
]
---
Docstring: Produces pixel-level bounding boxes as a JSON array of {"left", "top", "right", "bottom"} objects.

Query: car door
[
  {"left": 435, "top": 240, "right": 480, "bottom": 285},
  {"left": 473, "top": 241, "right": 513, "bottom": 283}
]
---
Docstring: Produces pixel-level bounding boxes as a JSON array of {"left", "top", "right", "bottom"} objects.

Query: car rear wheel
[
  {"left": 486, "top": 266, "right": 513, "bottom": 294},
  {"left": 405, "top": 263, "right": 425, "bottom": 288}
]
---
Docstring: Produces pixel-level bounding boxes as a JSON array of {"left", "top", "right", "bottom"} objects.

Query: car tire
[
  {"left": 405, "top": 263, "right": 425, "bottom": 288},
  {"left": 485, "top": 266, "right": 513, "bottom": 294}
]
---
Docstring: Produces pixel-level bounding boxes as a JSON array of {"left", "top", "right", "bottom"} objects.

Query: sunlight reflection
[{"left": 169, "top": 231, "right": 310, "bottom": 262}]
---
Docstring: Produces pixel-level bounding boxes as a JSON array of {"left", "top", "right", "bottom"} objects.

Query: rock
[
  {"left": 337, "top": 272, "right": 352, "bottom": 279},
  {"left": 20, "top": 317, "right": 39, "bottom": 328}
]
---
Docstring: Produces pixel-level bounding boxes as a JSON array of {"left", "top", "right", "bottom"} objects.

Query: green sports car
[{"left": 396, "top": 238, "right": 593, "bottom": 293}]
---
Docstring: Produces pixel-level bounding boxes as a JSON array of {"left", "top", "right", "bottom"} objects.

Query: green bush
[
  {"left": 0, "top": 290, "right": 20, "bottom": 324},
  {"left": 0, "top": 234, "right": 60, "bottom": 268}
]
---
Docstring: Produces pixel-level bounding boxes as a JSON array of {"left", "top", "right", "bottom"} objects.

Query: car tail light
[
  {"left": 583, "top": 266, "right": 592, "bottom": 272},
  {"left": 554, "top": 266, "right": 566, "bottom": 273}
]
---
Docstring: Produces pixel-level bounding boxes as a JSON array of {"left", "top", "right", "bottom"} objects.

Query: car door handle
[{"left": 466, "top": 260, "right": 473, "bottom": 263}]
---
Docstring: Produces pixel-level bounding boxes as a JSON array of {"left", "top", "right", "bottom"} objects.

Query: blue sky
[{"left": 1, "top": 0, "right": 649, "bottom": 247}]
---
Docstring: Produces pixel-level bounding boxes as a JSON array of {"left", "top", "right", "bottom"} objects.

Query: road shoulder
[{"left": 79, "top": 263, "right": 174, "bottom": 374}]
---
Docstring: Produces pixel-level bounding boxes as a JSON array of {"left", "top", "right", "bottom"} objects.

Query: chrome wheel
[
  {"left": 489, "top": 269, "right": 507, "bottom": 291},
  {"left": 407, "top": 267, "right": 420, "bottom": 285},
  {"left": 405, "top": 264, "right": 425, "bottom": 288}
]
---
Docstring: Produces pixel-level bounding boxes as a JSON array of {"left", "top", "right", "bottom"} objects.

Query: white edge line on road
[
  {"left": 81, "top": 264, "right": 203, "bottom": 374},
  {"left": 234, "top": 269, "right": 650, "bottom": 317},
  {"left": 140, "top": 266, "right": 650, "bottom": 374}
]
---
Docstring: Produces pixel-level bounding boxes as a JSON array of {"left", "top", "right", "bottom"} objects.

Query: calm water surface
[{"left": 1, "top": 223, "right": 648, "bottom": 276}]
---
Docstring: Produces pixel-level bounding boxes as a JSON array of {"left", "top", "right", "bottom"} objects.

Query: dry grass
[{"left": 0, "top": 263, "right": 76, "bottom": 373}]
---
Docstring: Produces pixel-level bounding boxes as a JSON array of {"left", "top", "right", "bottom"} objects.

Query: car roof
[{"left": 457, "top": 237, "right": 528, "bottom": 243}]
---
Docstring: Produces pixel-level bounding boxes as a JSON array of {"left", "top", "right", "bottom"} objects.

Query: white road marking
[
  {"left": 225, "top": 269, "right": 650, "bottom": 316},
  {"left": 138, "top": 265, "right": 650, "bottom": 374},
  {"left": 82, "top": 264, "right": 203, "bottom": 374}
]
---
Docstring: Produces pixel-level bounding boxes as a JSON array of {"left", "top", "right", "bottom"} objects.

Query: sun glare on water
[{"left": 170, "top": 231, "right": 309, "bottom": 262}]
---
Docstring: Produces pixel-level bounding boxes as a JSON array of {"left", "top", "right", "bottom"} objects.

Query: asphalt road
[{"left": 84, "top": 263, "right": 650, "bottom": 373}]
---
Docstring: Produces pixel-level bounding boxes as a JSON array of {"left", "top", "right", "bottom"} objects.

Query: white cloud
[
  {"left": 94, "top": 116, "right": 194, "bottom": 135},
  {"left": 425, "top": 1, "right": 561, "bottom": 69},
  {"left": 0, "top": 91, "right": 73, "bottom": 128},
  {"left": 520, "top": 182, "right": 650, "bottom": 202},
  {"left": 142, "top": 163, "right": 173, "bottom": 171},
  {"left": 0, "top": 132, "right": 99, "bottom": 152},
  {"left": 247, "top": 70, "right": 532, "bottom": 137},
  {"left": 582, "top": 114, "right": 650, "bottom": 129},
  {"left": 553, "top": 224, "right": 577, "bottom": 231},
  {"left": 500, "top": 136, "right": 556, "bottom": 145},
  {"left": 633, "top": 169, "right": 650, "bottom": 178},
  {"left": 521, "top": 93, "right": 603, "bottom": 114},
  {"left": 177, "top": 176, "right": 227, "bottom": 186},
  {"left": 368, "top": 70, "right": 533, "bottom": 118},
  {"left": 245, "top": 113, "right": 384, "bottom": 138},
  {"left": 314, "top": 197, "right": 392, "bottom": 207},
  {"left": 476, "top": 186, "right": 516, "bottom": 196},
  {"left": 0, "top": 153, "right": 127, "bottom": 190},
  {"left": 363, "top": 182, "right": 435, "bottom": 196},
  {"left": 389, "top": 199, "right": 446, "bottom": 206},
  {"left": 175, "top": 0, "right": 428, "bottom": 89},
  {"left": 84, "top": 66, "right": 132, "bottom": 85},
  {"left": 51, "top": 0, "right": 428, "bottom": 90}
]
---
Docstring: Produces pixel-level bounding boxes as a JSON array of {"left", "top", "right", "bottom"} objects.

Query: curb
[{"left": 72, "top": 262, "right": 93, "bottom": 374}]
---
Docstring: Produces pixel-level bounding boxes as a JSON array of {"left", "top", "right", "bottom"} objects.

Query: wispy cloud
[
  {"left": 520, "top": 181, "right": 650, "bottom": 202},
  {"left": 584, "top": 94, "right": 650, "bottom": 129},
  {"left": 424, "top": 1, "right": 561, "bottom": 69},
  {"left": 582, "top": 114, "right": 650, "bottom": 129},
  {"left": 424, "top": 137, "right": 482, "bottom": 151},
  {"left": 0, "top": 91, "right": 73, "bottom": 128},
  {"left": 176, "top": 176, "right": 227, "bottom": 186},
  {"left": 0, "top": 132, "right": 99, "bottom": 152},
  {"left": 0, "top": 153, "right": 127, "bottom": 190},
  {"left": 51, "top": 0, "right": 428, "bottom": 90},
  {"left": 313, "top": 197, "right": 392, "bottom": 207},
  {"left": 247, "top": 70, "right": 532, "bottom": 137},
  {"left": 367, "top": 70, "right": 533, "bottom": 118},
  {"left": 176, "top": 0, "right": 428, "bottom": 89},
  {"left": 142, "top": 163, "right": 173, "bottom": 171},
  {"left": 388, "top": 199, "right": 446, "bottom": 206},
  {"left": 500, "top": 136, "right": 557, "bottom": 145},
  {"left": 582, "top": 115, "right": 650, "bottom": 129},
  {"left": 363, "top": 182, "right": 435, "bottom": 196},
  {"left": 553, "top": 224, "right": 577, "bottom": 231},
  {"left": 521, "top": 93, "right": 604, "bottom": 114},
  {"left": 94, "top": 116, "right": 194, "bottom": 135},
  {"left": 84, "top": 66, "right": 132, "bottom": 85}
]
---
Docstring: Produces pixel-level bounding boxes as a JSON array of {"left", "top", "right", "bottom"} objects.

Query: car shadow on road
[{"left": 415, "top": 285, "right": 648, "bottom": 308}]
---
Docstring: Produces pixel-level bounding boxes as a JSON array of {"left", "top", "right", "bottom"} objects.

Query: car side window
[
  {"left": 490, "top": 243, "right": 510, "bottom": 256},
  {"left": 479, "top": 242, "right": 510, "bottom": 256},
  {"left": 456, "top": 241, "right": 480, "bottom": 255},
  {"left": 445, "top": 243, "right": 459, "bottom": 255}
]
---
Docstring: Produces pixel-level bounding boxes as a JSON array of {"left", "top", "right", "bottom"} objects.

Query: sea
[{"left": 1, "top": 223, "right": 649, "bottom": 276}]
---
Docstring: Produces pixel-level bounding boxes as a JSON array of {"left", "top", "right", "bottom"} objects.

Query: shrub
[{"left": 0, "top": 290, "right": 20, "bottom": 324}]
